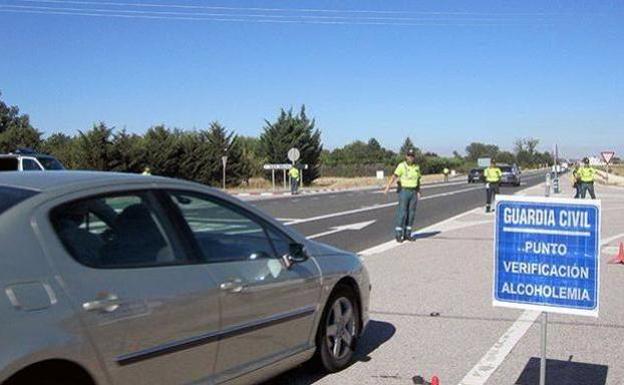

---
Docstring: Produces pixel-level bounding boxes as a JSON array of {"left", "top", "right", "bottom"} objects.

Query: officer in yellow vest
[
  {"left": 484, "top": 160, "right": 502, "bottom": 213},
  {"left": 289, "top": 164, "right": 301, "bottom": 195},
  {"left": 443, "top": 167, "right": 450, "bottom": 182},
  {"left": 577, "top": 157, "right": 597, "bottom": 199},
  {"left": 384, "top": 149, "right": 422, "bottom": 242},
  {"left": 571, "top": 162, "right": 581, "bottom": 198}
]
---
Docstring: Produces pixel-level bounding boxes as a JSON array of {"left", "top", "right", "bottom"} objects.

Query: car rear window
[
  {"left": 0, "top": 186, "right": 39, "bottom": 215},
  {"left": 501, "top": 167, "right": 512, "bottom": 172},
  {"left": 0, "top": 158, "right": 19, "bottom": 171}
]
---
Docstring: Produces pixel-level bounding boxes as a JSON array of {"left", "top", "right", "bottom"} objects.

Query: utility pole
[{"left": 221, "top": 147, "right": 228, "bottom": 190}]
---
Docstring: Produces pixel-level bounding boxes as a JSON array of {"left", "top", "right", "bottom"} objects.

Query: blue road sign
[{"left": 493, "top": 195, "right": 601, "bottom": 317}]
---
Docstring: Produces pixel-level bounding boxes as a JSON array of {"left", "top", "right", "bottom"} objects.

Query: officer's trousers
[
  {"left": 395, "top": 189, "right": 418, "bottom": 233},
  {"left": 290, "top": 178, "right": 299, "bottom": 195},
  {"left": 486, "top": 182, "right": 500, "bottom": 210},
  {"left": 573, "top": 182, "right": 581, "bottom": 199},
  {"left": 580, "top": 182, "right": 596, "bottom": 199}
]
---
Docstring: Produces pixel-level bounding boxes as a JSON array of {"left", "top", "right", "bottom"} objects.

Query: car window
[
  {"left": 0, "top": 186, "right": 39, "bottom": 215},
  {"left": 266, "top": 226, "right": 293, "bottom": 258},
  {"left": 51, "top": 192, "right": 189, "bottom": 268},
  {"left": 0, "top": 158, "right": 19, "bottom": 171},
  {"left": 168, "top": 191, "right": 277, "bottom": 263},
  {"left": 501, "top": 166, "right": 512, "bottom": 172},
  {"left": 36, "top": 156, "right": 65, "bottom": 170},
  {"left": 22, "top": 158, "right": 42, "bottom": 171}
]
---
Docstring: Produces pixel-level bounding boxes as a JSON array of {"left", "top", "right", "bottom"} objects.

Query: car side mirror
[{"left": 281, "top": 243, "right": 309, "bottom": 268}]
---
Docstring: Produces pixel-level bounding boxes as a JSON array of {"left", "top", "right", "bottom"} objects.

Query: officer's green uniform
[
  {"left": 577, "top": 165, "right": 596, "bottom": 199},
  {"left": 571, "top": 165, "right": 580, "bottom": 198},
  {"left": 484, "top": 165, "right": 502, "bottom": 212},
  {"left": 394, "top": 161, "right": 422, "bottom": 239},
  {"left": 289, "top": 166, "right": 300, "bottom": 195}
]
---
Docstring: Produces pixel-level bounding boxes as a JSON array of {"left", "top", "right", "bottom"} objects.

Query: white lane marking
[
  {"left": 358, "top": 207, "right": 483, "bottom": 256},
  {"left": 458, "top": 310, "right": 541, "bottom": 385},
  {"left": 503, "top": 227, "right": 591, "bottom": 237},
  {"left": 307, "top": 220, "right": 376, "bottom": 240},
  {"left": 276, "top": 218, "right": 301, "bottom": 222},
  {"left": 458, "top": 220, "right": 622, "bottom": 385},
  {"left": 285, "top": 186, "right": 484, "bottom": 226}
]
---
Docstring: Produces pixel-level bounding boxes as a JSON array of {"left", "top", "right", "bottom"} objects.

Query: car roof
[{"left": 0, "top": 171, "right": 175, "bottom": 192}]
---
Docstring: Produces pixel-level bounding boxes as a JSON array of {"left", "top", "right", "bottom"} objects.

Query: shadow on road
[
  {"left": 411, "top": 231, "right": 441, "bottom": 240},
  {"left": 263, "top": 320, "right": 396, "bottom": 384},
  {"left": 515, "top": 357, "right": 608, "bottom": 385}
]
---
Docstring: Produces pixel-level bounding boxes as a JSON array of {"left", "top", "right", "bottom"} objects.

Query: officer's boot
[
  {"left": 404, "top": 227, "right": 414, "bottom": 241},
  {"left": 395, "top": 228, "right": 404, "bottom": 243},
  {"left": 485, "top": 204, "right": 491, "bottom": 213}
]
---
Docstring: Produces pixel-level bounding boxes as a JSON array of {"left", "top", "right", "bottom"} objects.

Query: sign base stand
[{"left": 540, "top": 312, "right": 548, "bottom": 385}]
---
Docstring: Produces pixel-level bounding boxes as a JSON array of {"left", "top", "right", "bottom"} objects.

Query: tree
[
  {"left": 204, "top": 122, "right": 244, "bottom": 186},
  {"left": 238, "top": 136, "right": 264, "bottom": 184},
  {"left": 260, "top": 106, "right": 323, "bottom": 184},
  {"left": 42, "top": 133, "right": 77, "bottom": 168},
  {"left": 73, "top": 123, "right": 114, "bottom": 170},
  {"left": 495, "top": 151, "right": 516, "bottom": 165},
  {"left": 109, "top": 129, "right": 145, "bottom": 173},
  {"left": 0, "top": 92, "right": 42, "bottom": 152},
  {"left": 143, "top": 125, "right": 184, "bottom": 177},
  {"left": 465, "top": 142, "right": 499, "bottom": 163}
]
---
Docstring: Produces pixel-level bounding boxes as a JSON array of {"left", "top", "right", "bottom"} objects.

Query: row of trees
[
  {"left": 1, "top": 92, "right": 554, "bottom": 186},
  {"left": 0, "top": 93, "right": 322, "bottom": 186}
]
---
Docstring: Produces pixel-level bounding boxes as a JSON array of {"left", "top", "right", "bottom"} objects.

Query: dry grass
[{"left": 610, "top": 165, "right": 624, "bottom": 176}]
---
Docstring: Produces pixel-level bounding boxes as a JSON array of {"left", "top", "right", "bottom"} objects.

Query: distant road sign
[
  {"left": 493, "top": 195, "right": 600, "bottom": 317},
  {"left": 477, "top": 158, "right": 491, "bottom": 168},
  {"left": 263, "top": 164, "right": 292, "bottom": 170},
  {"left": 288, "top": 148, "right": 300, "bottom": 163},
  {"left": 263, "top": 163, "right": 308, "bottom": 170},
  {"left": 601, "top": 151, "right": 615, "bottom": 164}
]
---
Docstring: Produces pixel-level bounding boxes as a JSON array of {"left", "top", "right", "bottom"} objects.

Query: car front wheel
[{"left": 315, "top": 285, "right": 360, "bottom": 372}]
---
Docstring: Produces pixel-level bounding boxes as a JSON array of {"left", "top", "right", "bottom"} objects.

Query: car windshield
[
  {"left": 0, "top": 186, "right": 39, "bottom": 215},
  {"left": 36, "top": 156, "right": 65, "bottom": 170},
  {"left": 501, "top": 167, "right": 513, "bottom": 172}
]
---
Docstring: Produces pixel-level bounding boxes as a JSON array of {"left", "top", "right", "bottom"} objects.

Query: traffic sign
[
  {"left": 493, "top": 195, "right": 601, "bottom": 317},
  {"left": 601, "top": 151, "right": 615, "bottom": 164},
  {"left": 288, "top": 148, "right": 300, "bottom": 163},
  {"left": 263, "top": 163, "right": 308, "bottom": 170},
  {"left": 477, "top": 158, "right": 491, "bottom": 168}
]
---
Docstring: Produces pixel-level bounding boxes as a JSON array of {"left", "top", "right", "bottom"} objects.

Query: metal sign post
[
  {"left": 493, "top": 195, "right": 601, "bottom": 385},
  {"left": 601, "top": 151, "right": 615, "bottom": 184},
  {"left": 221, "top": 156, "right": 228, "bottom": 189}
]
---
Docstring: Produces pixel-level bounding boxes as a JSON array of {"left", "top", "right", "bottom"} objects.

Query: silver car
[{"left": 0, "top": 172, "right": 370, "bottom": 385}]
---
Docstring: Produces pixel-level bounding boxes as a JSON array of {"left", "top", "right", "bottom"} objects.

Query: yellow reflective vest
[
  {"left": 484, "top": 166, "right": 502, "bottom": 183},
  {"left": 394, "top": 162, "right": 421, "bottom": 188},
  {"left": 289, "top": 167, "right": 300, "bottom": 180},
  {"left": 577, "top": 166, "right": 596, "bottom": 183}
]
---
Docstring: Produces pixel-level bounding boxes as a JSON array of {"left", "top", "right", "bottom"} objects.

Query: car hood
[{"left": 305, "top": 239, "right": 353, "bottom": 257}]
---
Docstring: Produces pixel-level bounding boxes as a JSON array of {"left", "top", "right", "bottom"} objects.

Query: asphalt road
[{"left": 249, "top": 171, "right": 547, "bottom": 253}]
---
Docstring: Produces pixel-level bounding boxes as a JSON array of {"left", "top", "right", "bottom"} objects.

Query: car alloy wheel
[
  {"left": 326, "top": 297, "right": 356, "bottom": 361},
  {"left": 315, "top": 285, "right": 360, "bottom": 372}
]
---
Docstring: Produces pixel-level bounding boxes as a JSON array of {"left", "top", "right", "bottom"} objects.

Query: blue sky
[{"left": 1, "top": 0, "right": 622, "bottom": 157}]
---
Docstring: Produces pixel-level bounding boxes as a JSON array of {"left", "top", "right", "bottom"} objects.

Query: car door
[
  {"left": 165, "top": 190, "right": 322, "bottom": 383},
  {"left": 38, "top": 189, "right": 221, "bottom": 385}
]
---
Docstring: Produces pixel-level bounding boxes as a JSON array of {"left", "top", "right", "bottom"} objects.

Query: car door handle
[
  {"left": 220, "top": 279, "right": 245, "bottom": 294},
  {"left": 83, "top": 293, "right": 121, "bottom": 313}
]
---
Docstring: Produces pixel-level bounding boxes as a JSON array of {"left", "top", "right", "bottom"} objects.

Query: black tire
[{"left": 314, "top": 284, "right": 360, "bottom": 373}]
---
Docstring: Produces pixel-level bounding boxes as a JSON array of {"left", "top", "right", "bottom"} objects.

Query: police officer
[
  {"left": 384, "top": 149, "right": 422, "bottom": 242},
  {"left": 484, "top": 160, "right": 502, "bottom": 213},
  {"left": 571, "top": 162, "right": 581, "bottom": 198},
  {"left": 577, "top": 157, "right": 597, "bottom": 199},
  {"left": 142, "top": 166, "right": 152, "bottom": 176},
  {"left": 289, "top": 164, "right": 301, "bottom": 195},
  {"left": 443, "top": 167, "right": 450, "bottom": 182}
]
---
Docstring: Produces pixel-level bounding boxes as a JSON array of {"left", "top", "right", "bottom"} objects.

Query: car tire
[{"left": 314, "top": 284, "right": 360, "bottom": 373}]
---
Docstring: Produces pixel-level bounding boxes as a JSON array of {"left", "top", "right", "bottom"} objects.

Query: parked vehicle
[
  {"left": 467, "top": 167, "right": 484, "bottom": 183},
  {"left": 0, "top": 171, "right": 370, "bottom": 385},
  {"left": 0, "top": 148, "right": 64, "bottom": 172}
]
